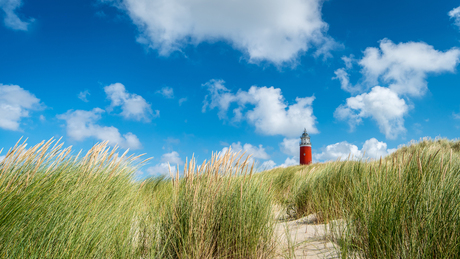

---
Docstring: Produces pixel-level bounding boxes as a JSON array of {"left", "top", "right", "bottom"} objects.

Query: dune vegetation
[
  {"left": 0, "top": 138, "right": 274, "bottom": 258},
  {"left": 1, "top": 137, "right": 460, "bottom": 258},
  {"left": 264, "top": 138, "right": 460, "bottom": 258}
]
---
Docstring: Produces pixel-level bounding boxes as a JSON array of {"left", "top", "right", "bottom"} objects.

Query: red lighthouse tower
[{"left": 300, "top": 129, "right": 312, "bottom": 165}]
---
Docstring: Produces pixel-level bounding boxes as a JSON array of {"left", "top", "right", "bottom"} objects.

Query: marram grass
[
  {"left": 157, "top": 151, "right": 275, "bottom": 259},
  {"left": 3, "top": 137, "right": 460, "bottom": 258},
  {"left": 0, "top": 138, "right": 275, "bottom": 259},
  {"left": 343, "top": 145, "right": 460, "bottom": 258},
  {"left": 0, "top": 138, "right": 148, "bottom": 258},
  {"left": 260, "top": 138, "right": 460, "bottom": 259}
]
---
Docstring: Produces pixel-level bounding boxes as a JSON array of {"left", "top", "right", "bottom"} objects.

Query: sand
[{"left": 274, "top": 210, "right": 343, "bottom": 259}]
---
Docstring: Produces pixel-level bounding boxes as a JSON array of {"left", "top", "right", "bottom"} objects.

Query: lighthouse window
[{"left": 303, "top": 153, "right": 305, "bottom": 156}]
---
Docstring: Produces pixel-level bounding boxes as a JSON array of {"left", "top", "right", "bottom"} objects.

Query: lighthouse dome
[{"left": 300, "top": 128, "right": 311, "bottom": 146}]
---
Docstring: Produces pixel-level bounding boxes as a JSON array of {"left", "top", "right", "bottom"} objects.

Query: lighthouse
[{"left": 300, "top": 129, "right": 312, "bottom": 165}]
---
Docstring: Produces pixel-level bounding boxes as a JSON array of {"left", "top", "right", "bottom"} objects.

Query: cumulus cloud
[
  {"left": 279, "top": 157, "right": 298, "bottom": 168},
  {"left": 0, "top": 84, "right": 43, "bottom": 131},
  {"left": 335, "top": 86, "right": 409, "bottom": 139},
  {"left": 78, "top": 90, "right": 90, "bottom": 102},
  {"left": 57, "top": 108, "right": 142, "bottom": 149},
  {"left": 333, "top": 39, "right": 460, "bottom": 139},
  {"left": 260, "top": 160, "right": 276, "bottom": 170},
  {"left": 202, "top": 79, "right": 318, "bottom": 137},
  {"left": 147, "top": 163, "right": 176, "bottom": 176},
  {"left": 258, "top": 155, "right": 300, "bottom": 169},
  {"left": 104, "top": 83, "right": 158, "bottom": 122},
  {"left": 161, "top": 151, "right": 184, "bottom": 165},
  {"left": 101, "top": 0, "right": 337, "bottom": 65},
  {"left": 220, "top": 142, "right": 270, "bottom": 160},
  {"left": 314, "top": 141, "right": 361, "bottom": 161},
  {"left": 0, "top": 0, "right": 33, "bottom": 31},
  {"left": 146, "top": 151, "right": 183, "bottom": 176},
  {"left": 157, "top": 86, "right": 174, "bottom": 99},
  {"left": 333, "top": 55, "right": 358, "bottom": 93},
  {"left": 342, "top": 55, "right": 355, "bottom": 69},
  {"left": 334, "top": 39, "right": 460, "bottom": 97},
  {"left": 449, "top": 6, "right": 460, "bottom": 29},
  {"left": 362, "top": 138, "right": 396, "bottom": 159},
  {"left": 333, "top": 68, "right": 356, "bottom": 93},
  {"left": 280, "top": 138, "right": 300, "bottom": 156},
  {"left": 314, "top": 138, "right": 395, "bottom": 162}
]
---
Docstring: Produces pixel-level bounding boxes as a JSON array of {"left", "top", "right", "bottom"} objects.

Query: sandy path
[{"left": 274, "top": 211, "right": 342, "bottom": 259}]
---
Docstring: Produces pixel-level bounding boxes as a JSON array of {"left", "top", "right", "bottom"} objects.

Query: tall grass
[
  {"left": 292, "top": 161, "right": 357, "bottom": 222},
  {"left": 344, "top": 146, "right": 460, "bottom": 258},
  {"left": 156, "top": 151, "right": 275, "bottom": 258},
  {"left": 0, "top": 139, "right": 275, "bottom": 258},
  {"left": 279, "top": 138, "right": 460, "bottom": 258},
  {"left": 4, "top": 136, "right": 460, "bottom": 258},
  {"left": 263, "top": 165, "right": 305, "bottom": 206},
  {"left": 0, "top": 138, "right": 147, "bottom": 258}
]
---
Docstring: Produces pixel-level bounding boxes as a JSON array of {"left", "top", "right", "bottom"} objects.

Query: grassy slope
[
  {"left": 260, "top": 138, "right": 460, "bottom": 258},
  {"left": 0, "top": 140, "right": 274, "bottom": 259},
  {"left": 1, "top": 137, "right": 460, "bottom": 258}
]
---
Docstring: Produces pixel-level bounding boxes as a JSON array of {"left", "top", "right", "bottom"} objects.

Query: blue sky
[{"left": 1, "top": 0, "right": 460, "bottom": 178}]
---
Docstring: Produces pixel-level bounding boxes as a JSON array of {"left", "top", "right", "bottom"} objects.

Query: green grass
[
  {"left": 0, "top": 138, "right": 146, "bottom": 258},
  {"left": 260, "top": 138, "right": 460, "bottom": 258},
  {"left": 343, "top": 144, "right": 460, "bottom": 258},
  {"left": 3, "top": 137, "right": 460, "bottom": 258},
  {"left": 0, "top": 139, "right": 275, "bottom": 258}
]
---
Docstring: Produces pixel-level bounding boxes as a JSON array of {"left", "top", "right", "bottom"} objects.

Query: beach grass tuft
[{"left": 0, "top": 139, "right": 275, "bottom": 258}]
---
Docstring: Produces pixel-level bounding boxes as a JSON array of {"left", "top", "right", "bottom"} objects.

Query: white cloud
[
  {"left": 57, "top": 108, "right": 142, "bottom": 149},
  {"left": 157, "top": 86, "right": 174, "bottom": 99},
  {"left": 221, "top": 142, "right": 270, "bottom": 160},
  {"left": 333, "top": 39, "right": 460, "bottom": 139},
  {"left": 260, "top": 160, "right": 276, "bottom": 170},
  {"left": 161, "top": 151, "right": 184, "bottom": 165},
  {"left": 202, "top": 79, "right": 318, "bottom": 137},
  {"left": 201, "top": 79, "right": 233, "bottom": 117},
  {"left": 342, "top": 55, "right": 355, "bottom": 69},
  {"left": 0, "top": 155, "right": 5, "bottom": 162},
  {"left": 0, "top": 84, "right": 43, "bottom": 131},
  {"left": 454, "top": 112, "right": 460, "bottom": 120},
  {"left": 146, "top": 151, "right": 183, "bottom": 176},
  {"left": 314, "top": 138, "right": 395, "bottom": 162},
  {"left": 104, "top": 83, "right": 158, "bottom": 122},
  {"left": 101, "top": 0, "right": 337, "bottom": 65},
  {"left": 449, "top": 6, "right": 460, "bottom": 29},
  {"left": 334, "top": 39, "right": 460, "bottom": 97},
  {"left": 178, "top": 97, "right": 187, "bottom": 106},
  {"left": 361, "top": 138, "right": 396, "bottom": 159},
  {"left": 314, "top": 141, "right": 361, "bottom": 161},
  {"left": 217, "top": 142, "right": 270, "bottom": 169},
  {"left": 0, "top": 0, "right": 33, "bottom": 31},
  {"left": 280, "top": 138, "right": 299, "bottom": 157},
  {"left": 78, "top": 90, "right": 90, "bottom": 102},
  {"left": 332, "top": 55, "right": 358, "bottom": 93},
  {"left": 335, "top": 86, "right": 409, "bottom": 139},
  {"left": 279, "top": 157, "right": 298, "bottom": 168},
  {"left": 259, "top": 155, "right": 301, "bottom": 169},
  {"left": 147, "top": 163, "right": 176, "bottom": 176},
  {"left": 333, "top": 68, "right": 357, "bottom": 93}
]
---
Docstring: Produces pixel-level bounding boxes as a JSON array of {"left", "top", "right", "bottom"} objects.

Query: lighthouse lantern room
[{"left": 300, "top": 129, "right": 312, "bottom": 165}]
